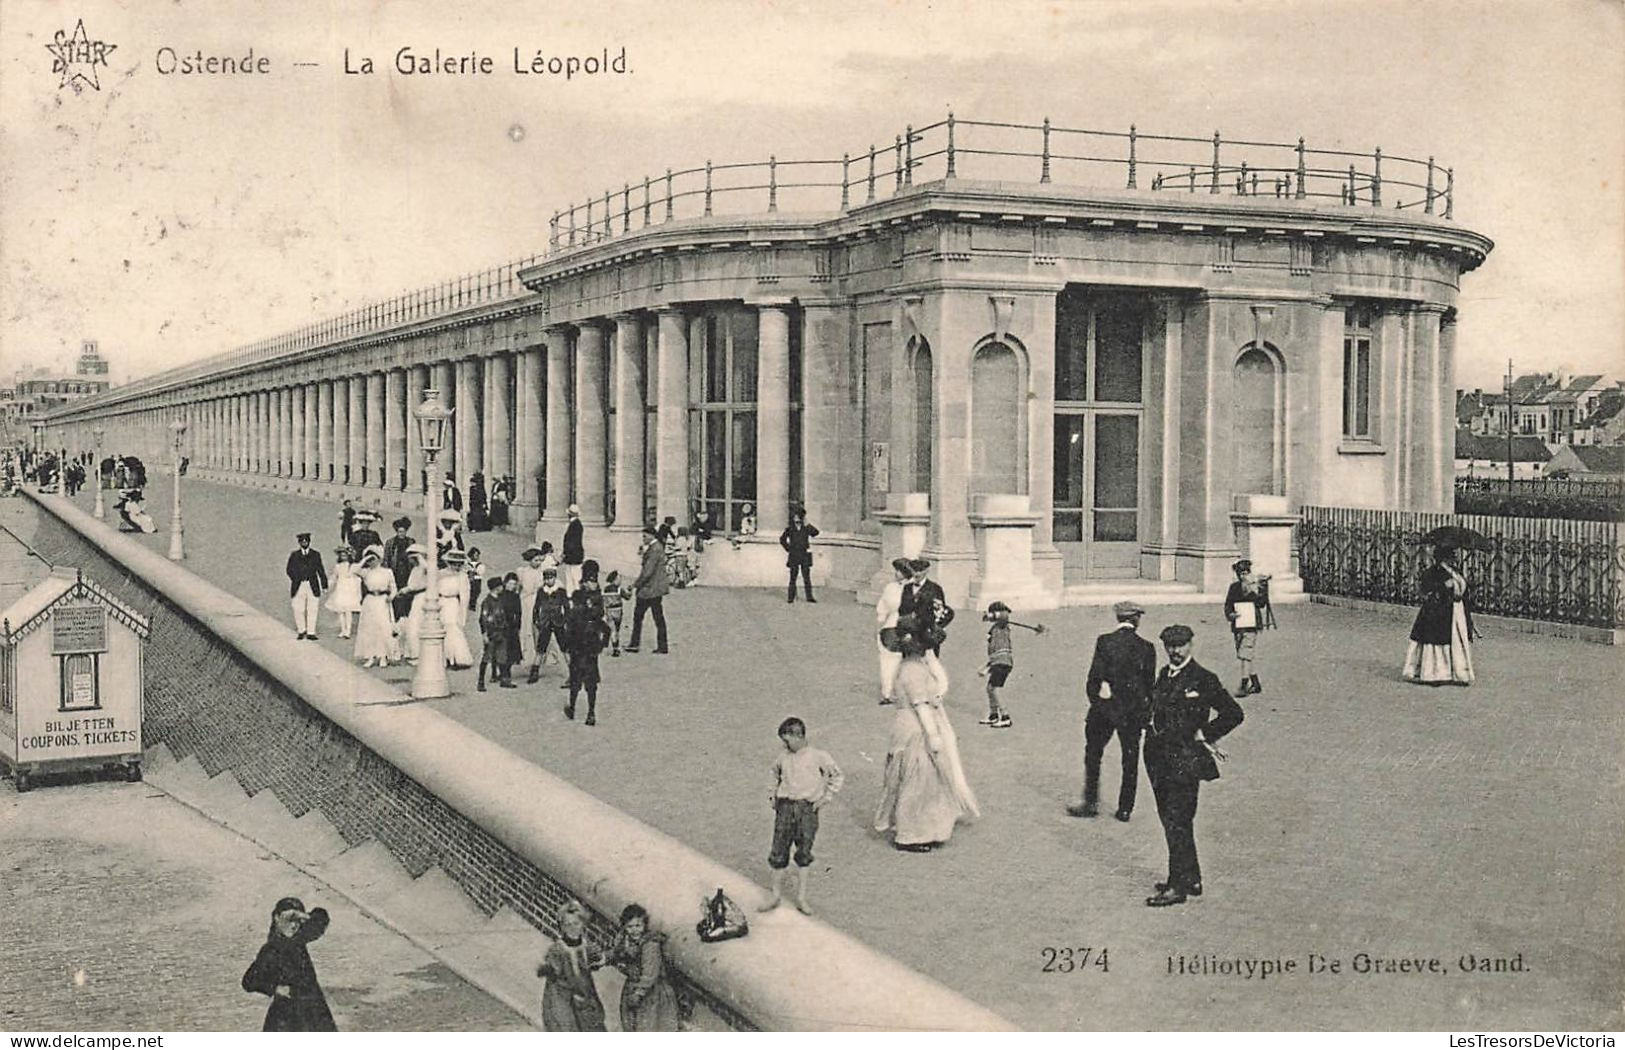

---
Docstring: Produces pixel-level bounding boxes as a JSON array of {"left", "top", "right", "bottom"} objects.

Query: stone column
[
  {"left": 516, "top": 346, "right": 545, "bottom": 522},
  {"left": 268, "top": 388, "right": 282, "bottom": 475},
  {"left": 406, "top": 364, "right": 427, "bottom": 493},
  {"left": 303, "top": 383, "right": 319, "bottom": 480},
  {"left": 456, "top": 357, "right": 482, "bottom": 488},
  {"left": 326, "top": 379, "right": 343, "bottom": 484},
  {"left": 1410, "top": 304, "right": 1448, "bottom": 512},
  {"left": 482, "top": 358, "right": 495, "bottom": 477},
  {"left": 543, "top": 327, "right": 573, "bottom": 521},
  {"left": 283, "top": 386, "right": 296, "bottom": 478},
  {"left": 250, "top": 393, "right": 261, "bottom": 472},
  {"left": 486, "top": 353, "right": 513, "bottom": 493},
  {"left": 575, "top": 324, "right": 609, "bottom": 524},
  {"left": 1437, "top": 310, "right": 1459, "bottom": 512},
  {"left": 433, "top": 361, "right": 456, "bottom": 485},
  {"left": 385, "top": 367, "right": 406, "bottom": 491},
  {"left": 365, "top": 372, "right": 386, "bottom": 490},
  {"left": 611, "top": 314, "right": 645, "bottom": 530},
  {"left": 755, "top": 303, "right": 792, "bottom": 535},
  {"left": 655, "top": 310, "right": 689, "bottom": 523},
  {"left": 345, "top": 377, "right": 363, "bottom": 487}
]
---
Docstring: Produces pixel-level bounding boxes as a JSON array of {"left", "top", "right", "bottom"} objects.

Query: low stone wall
[{"left": 20, "top": 490, "right": 1012, "bottom": 1032}]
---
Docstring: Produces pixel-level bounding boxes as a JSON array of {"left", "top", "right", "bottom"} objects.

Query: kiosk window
[{"left": 59, "top": 653, "right": 101, "bottom": 712}]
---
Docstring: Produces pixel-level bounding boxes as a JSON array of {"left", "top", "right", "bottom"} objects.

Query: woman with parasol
[
  {"left": 873, "top": 612, "right": 980, "bottom": 851},
  {"left": 1403, "top": 526, "right": 1481, "bottom": 686}
]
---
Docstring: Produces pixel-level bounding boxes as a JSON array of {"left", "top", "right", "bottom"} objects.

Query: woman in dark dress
[
  {"left": 1403, "top": 545, "right": 1476, "bottom": 686},
  {"left": 468, "top": 472, "right": 491, "bottom": 532},
  {"left": 241, "top": 897, "right": 337, "bottom": 1032}
]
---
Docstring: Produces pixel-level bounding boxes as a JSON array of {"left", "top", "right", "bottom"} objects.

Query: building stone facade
[{"left": 36, "top": 120, "right": 1492, "bottom": 606}]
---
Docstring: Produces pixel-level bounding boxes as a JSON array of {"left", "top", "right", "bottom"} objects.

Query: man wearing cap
[
  {"left": 528, "top": 564, "right": 570, "bottom": 684},
  {"left": 561, "top": 504, "right": 585, "bottom": 595},
  {"left": 285, "top": 532, "right": 329, "bottom": 641},
  {"left": 625, "top": 526, "right": 670, "bottom": 654},
  {"left": 1143, "top": 624, "right": 1244, "bottom": 906},
  {"left": 1069, "top": 600, "right": 1157, "bottom": 821}
]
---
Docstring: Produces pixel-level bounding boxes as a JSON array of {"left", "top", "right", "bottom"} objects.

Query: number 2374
[{"left": 1040, "top": 947, "right": 1109, "bottom": 973}]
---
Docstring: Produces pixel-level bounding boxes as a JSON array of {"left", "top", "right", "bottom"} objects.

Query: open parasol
[{"left": 1418, "top": 524, "right": 1491, "bottom": 551}]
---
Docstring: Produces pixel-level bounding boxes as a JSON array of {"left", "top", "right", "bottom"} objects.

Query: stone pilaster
[
  {"left": 611, "top": 314, "right": 645, "bottom": 531},
  {"left": 574, "top": 323, "right": 609, "bottom": 525},
  {"left": 543, "top": 326, "right": 573, "bottom": 521}
]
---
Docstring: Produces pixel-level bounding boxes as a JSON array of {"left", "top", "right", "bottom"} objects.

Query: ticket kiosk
[{"left": 0, "top": 567, "right": 150, "bottom": 792}]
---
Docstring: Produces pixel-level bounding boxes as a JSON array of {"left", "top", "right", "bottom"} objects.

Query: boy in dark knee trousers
[{"left": 760, "top": 717, "right": 844, "bottom": 915}]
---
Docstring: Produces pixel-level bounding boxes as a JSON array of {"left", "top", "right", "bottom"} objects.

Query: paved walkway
[
  {"left": 44, "top": 478, "right": 1625, "bottom": 1030},
  {"left": 0, "top": 778, "right": 531, "bottom": 1032}
]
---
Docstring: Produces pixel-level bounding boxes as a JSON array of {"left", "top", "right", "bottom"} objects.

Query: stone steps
[{"left": 140, "top": 743, "right": 683, "bottom": 1032}]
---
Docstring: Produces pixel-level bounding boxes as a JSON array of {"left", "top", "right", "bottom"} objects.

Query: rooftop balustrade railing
[{"left": 58, "top": 114, "right": 1455, "bottom": 416}]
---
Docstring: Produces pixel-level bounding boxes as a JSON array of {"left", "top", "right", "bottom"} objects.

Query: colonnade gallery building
[{"left": 41, "top": 118, "right": 1491, "bottom": 607}]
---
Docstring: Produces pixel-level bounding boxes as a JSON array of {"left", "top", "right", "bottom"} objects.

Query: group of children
[{"left": 474, "top": 557, "right": 633, "bottom": 726}]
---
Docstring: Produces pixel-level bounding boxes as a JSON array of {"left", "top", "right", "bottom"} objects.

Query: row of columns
[{"left": 131, "top": 304, "right": 799, "bottom": 535}]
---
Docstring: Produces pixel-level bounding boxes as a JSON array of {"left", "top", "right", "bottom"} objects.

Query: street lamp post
[
  {"left": 92, "top": 427, "right": 105, "bottom": 519},
  {"left": 57, "top": 434, "right": 67, "bottom": 499},
  {"left": 168, "top": 418, "right": 187, "bottom": 561},
  {"left": 411, "top": 388, "right": 454, "bottom": 700}
]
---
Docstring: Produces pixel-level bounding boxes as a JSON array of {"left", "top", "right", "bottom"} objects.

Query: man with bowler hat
[
  {"left": 1069, "top": 600, "right": 1156, "bottom": 822},
  {"left": 285, "top": 532, "right": 328, "bottom": 641},
  {"left": 779, "top": 506, "right": 820, "bottom": 603},
  {"left": 898, "top": 558, "right": 952, "bottom": 695},
  {"left": 1143, "top": 624, "right": 1244, "bottom": 906}
]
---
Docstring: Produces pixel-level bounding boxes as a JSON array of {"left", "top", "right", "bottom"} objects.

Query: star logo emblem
[{"left": 46, "top": 19, "right": 117, "bottom": 94}]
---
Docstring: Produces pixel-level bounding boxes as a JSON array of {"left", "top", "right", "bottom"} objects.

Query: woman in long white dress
[
  {"left": 874, "top": 615, "right": 980, "bottom": 852},
  {"left": 324, "top": 547, "right": 364, "bottom": 639},
  {"left": 437, "top": 550, "right": 475, "bottom": 669},
  {"left": 399, "top": 545, "right": 431, "bottom": 662},
  {"left": 875, "top": 557, "right": 911, "bottom": 705},
  {"left": 354, "top": 547, "right": 399, "bottom": 668}
]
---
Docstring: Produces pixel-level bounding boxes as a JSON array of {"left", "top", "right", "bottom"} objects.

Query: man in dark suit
[
  {"left": 779, "top": 507, "right": 820, "bottom": 603},
  {"left": 1069, "top": 600, "right": 1157, "bottom": 822},
  {"left": 1143, "top": 624, "right": 1245, "bottom": 906},
  {"left": 561, "top": 503, "right": 585, "bottom": 594},
  {"left": 898, "top": 557, "right": 953, "bottom": 695},
  {"left": 285, "top": 532, "right": 329, "bottom": 641},
  {"left": 625, "top": 527, "right": 670, "bottom": 654}
]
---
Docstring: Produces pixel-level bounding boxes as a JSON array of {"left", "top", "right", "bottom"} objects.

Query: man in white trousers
[{"left": 285, "top": 532, "right": 329, "bottom": 641}]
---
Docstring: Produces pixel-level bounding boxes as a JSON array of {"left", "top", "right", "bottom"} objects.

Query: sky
[{"left": 2, "top": 0, "right": 1621, "bottom": 392}]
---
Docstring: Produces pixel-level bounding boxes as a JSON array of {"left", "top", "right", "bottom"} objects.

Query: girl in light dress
[
  {"left": 437, "top": 551, "right": 475, "bottom": 670},
  {"left": 353, "top": 547, "right": 400, "bottom": 668},
  {"left": 874, "top": 613, "right": 980, "bottom": 852},
  {"left": 399, "top": 545, "right": 431, "bottom": 663},
  {"left": 324, "top": 547, "right": 364, "bottom": 639}
]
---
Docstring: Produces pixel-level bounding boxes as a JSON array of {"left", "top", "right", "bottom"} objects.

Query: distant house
[
  {"left": 1545, "top": 444, "right": 1625, "bottom": 479},
  {"left": 1576, "top": 391, "right": 1625, "bottom": 446},
  {"left": 1454, "top": 429, "right": 1552, "bottom": 480}
]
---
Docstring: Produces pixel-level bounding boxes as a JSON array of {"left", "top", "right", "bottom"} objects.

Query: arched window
[
  {"left": 971, "top": 340, "right": 1026, "bottom": 495},
  {"left": 910, "top": 338, "right": 933, "bottom": 492},
  {"left": 1232, "top": 343, "right": 1282, "bottom": 496}
]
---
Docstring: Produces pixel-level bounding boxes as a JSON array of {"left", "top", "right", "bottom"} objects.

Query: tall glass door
[{"left": 1052, "top": 288, "right": 1145, "bottom": 579}]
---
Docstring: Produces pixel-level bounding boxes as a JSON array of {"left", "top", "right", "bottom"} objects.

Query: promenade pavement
[
  {"left": 51, "top": 477, "right": 1625, "bottom": 1030},
  {"left": 0, "top": 781, "right": 531, "bottom": 1032}
]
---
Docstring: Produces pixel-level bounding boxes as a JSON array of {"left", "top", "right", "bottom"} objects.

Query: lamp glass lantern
[{"left": 413, "top": 389, "right": 452, "bottom": 455}]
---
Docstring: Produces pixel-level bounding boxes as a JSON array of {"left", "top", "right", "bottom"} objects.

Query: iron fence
[
  {"left": 1298, "top": 506, "right": 1624, "bottom": 629},
  {"left": 1455, "top": 476, "right": 1625, "bottom": 500}
]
